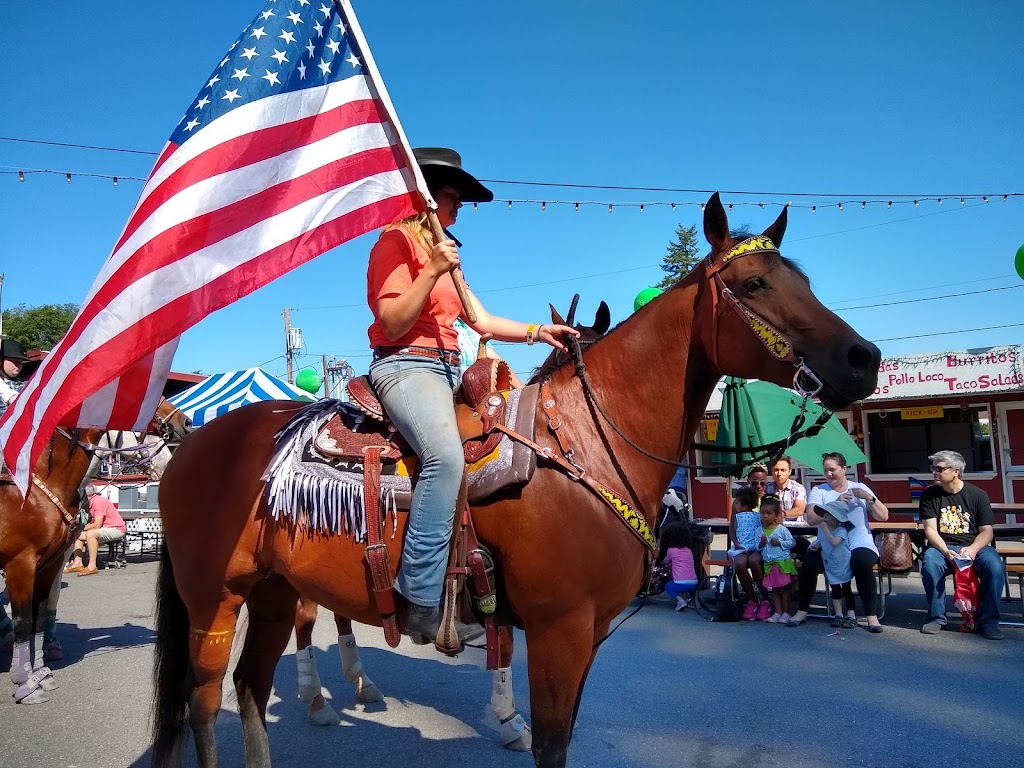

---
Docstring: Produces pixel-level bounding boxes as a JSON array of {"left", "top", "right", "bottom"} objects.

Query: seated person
[
  {"left": 728, "top": 486, "right": 770, "bottom": 621},
  {"left": 919, "top": 450, "right": 1005, "bottom": 640},
  {"left": 66, "top": 486, "right": 127, "bottom": 576}
]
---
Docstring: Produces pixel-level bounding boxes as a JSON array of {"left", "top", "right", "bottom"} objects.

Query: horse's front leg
[
  {"left": 524, "top": 610, "right": 598, "bottom": 768},
  {"left": 491, "top": 626, "right": 531, "bottom": 751},
  {"left": 5, "top": 556, "right": 57, "bottom": 704}
]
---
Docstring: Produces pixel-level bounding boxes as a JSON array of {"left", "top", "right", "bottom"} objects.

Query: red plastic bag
[{"left": 952, "top": 563, "right": 980, "bottom": 633}]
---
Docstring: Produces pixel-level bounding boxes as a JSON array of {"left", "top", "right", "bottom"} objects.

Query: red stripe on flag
[
  {"left": 6, "top": 192, "right": 417, "bottom": 468},
  {"left": 109, "top": 350, "right": 157, "bottom": 426},
  {"left": 20, "top": 146, "right": 408, "bottom": 419},
  {"left": 115, "top": 99, "right": 391, "bottom": 252}
]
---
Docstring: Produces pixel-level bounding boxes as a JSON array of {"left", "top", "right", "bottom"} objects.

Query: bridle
[
  {"left": 148, "top": 404, "right": 186, "bottom": 442},
  {"left": 702, "top": 235, "right": 823, "bottom": 398},
  {"left": 559, "top": 236, "right": 833, "bottom": 473}
]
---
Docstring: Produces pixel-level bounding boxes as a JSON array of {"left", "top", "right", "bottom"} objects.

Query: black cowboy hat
[
  {"left": 413, "top": 147, "right": 494, "bottom": 204},
  {"left": 0, "top": 338, "right": 30, "bottom": 362}
]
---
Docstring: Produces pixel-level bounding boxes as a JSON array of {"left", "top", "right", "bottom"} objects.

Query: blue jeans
[
  {"left": 921, "top": 545, "right": 1004, "bottom": 630},
  {"left": 368, "top": 354, "right": 463, "bottom": 608}
]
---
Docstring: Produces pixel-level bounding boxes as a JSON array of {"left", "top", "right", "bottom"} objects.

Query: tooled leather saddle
[{"left": 314, "top": 355, "right": 517, "bottom": 467}]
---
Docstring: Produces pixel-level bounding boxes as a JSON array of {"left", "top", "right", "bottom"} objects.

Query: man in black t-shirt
[{"left": 918, "top": 449, "right": 1005, "bottom": 639}]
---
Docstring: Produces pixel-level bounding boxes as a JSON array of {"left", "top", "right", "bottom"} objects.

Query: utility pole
[
  {"left": 321, "top": 354, "right": 329, "bottom": 398},
  {"left": 0, "top": 273, "right": 5, "bottom": 338},
  {"left": 283, "top": 308, "right": 293, "bottom": 383},
  {"left": 326, "top": 356, "right": 355, "bottom": 400}
]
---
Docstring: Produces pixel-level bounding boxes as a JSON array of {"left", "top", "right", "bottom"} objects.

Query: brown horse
[
  {"left": 290, "top": 298, "right": 613, "bottom": 748},
  {"left": 152, "top": 193, "right": 880, "bottom": 768},
  {"left": 0, "top": 397, "right": 190, "bottom": 703}
]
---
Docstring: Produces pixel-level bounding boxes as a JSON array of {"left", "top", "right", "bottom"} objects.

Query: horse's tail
[{"left": 151, "top": 543, "right": 193, "bottom": 767}]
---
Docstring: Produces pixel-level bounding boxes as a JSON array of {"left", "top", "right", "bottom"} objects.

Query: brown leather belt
[{"left": 374, "top": 346, "right": 460, "bottom": 366}]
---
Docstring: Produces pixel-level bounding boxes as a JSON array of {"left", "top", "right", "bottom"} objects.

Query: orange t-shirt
[{"left": 366, "top": 225, "right": 462, "bottom": 351}]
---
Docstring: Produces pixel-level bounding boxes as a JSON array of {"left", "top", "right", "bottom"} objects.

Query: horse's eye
[{"left": 744, "top": 277, "right": 767, "bottom": 294}]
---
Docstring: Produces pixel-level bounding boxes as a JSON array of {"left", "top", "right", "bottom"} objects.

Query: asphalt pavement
[{"left": 1, "top": 561, "right": 1022, "bottom": 768}]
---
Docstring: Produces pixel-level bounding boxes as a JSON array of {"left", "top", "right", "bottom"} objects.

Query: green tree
[
  {"left": 657, "top": 223, "right": 700, "bottom": 290},
  {"left": 2, "top": 303, "right": 79, "bottom": 350}
]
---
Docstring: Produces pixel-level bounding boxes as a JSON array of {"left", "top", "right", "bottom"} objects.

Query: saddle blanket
[{"left": 265, "top": 387, "right": 538, "bottom": 541}]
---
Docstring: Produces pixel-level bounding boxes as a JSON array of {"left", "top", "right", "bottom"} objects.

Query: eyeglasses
[
  {"left": 930, "top": 465, "right": 953, "bottom": 473},
  {"left": 749, "top": 480, "right": 767, "bottom": 487}
]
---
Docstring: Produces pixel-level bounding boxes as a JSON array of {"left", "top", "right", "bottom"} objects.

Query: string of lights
[
  {"left": 1, "top": 135, "right": 1019, "bottom": 210},
  {"left": 4, "top": 166, "right": 1018, "bottom": 212}
]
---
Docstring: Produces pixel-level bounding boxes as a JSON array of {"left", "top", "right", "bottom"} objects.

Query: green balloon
[
  {"left": 634, "top": 287, "right": 663, "bottom": 312},
  {"left": 295, "top": 368, "right": 322, "bottom": 394},
  {"left": 1016, "top": 243, "right": 1024, "bottom": 281}
]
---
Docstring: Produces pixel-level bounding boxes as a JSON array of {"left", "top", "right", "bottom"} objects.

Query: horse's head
[
  {"left": 695, "top": 193, "right": 879, "bottom": 410},
  {"left": 529, "top": 295, "right": 612, "bottom": 383},
  {"left": 149, "top": 397, "right": 192, "bottom": 442}
]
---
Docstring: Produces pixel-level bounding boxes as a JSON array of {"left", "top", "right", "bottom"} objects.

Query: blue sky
[{"left": 2, "top": 1, "right": 1021, "bottom": 386}]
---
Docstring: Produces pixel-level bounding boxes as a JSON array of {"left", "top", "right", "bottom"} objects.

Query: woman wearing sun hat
[{"left": 366, "top": 147, "right": 578, "bottom": 644}]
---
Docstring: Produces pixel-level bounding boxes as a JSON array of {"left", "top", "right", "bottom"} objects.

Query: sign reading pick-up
[{"left": 870, "top": 345, "right": 1023, "bottom": 399}]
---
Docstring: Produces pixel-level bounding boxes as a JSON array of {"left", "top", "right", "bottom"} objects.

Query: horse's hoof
[
  {"left": 14, "top": 677, "right": 51, "bottom": 704},
  {"left": 308, "top": 702, "right": 341, "bottom": 726},
  {"left": 356, "top": 682, "right": 384, "bottom": 704},
  {"left": 35, "top": 668, "right": 58, "bottom": 692},
  {"left": 499, "top": 714, "right": 532, "bottom": 751}
]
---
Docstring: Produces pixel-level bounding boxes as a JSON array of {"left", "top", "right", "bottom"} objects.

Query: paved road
[{"left": 2, "top": 562, "right": 1022, "bottom": 768}]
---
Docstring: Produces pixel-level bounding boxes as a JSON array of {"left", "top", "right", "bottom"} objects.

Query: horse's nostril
[{"left": 847, "top": 344, "right": 879, "bottom": 371}]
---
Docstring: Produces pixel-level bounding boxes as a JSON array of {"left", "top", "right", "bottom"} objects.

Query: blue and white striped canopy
[{"left": 168, "top": 368, "right": 315, "bottom": 427}]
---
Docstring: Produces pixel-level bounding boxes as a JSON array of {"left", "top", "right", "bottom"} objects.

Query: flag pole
[{"left": 337, "top": 0, "right": 477, "bottom": 322}]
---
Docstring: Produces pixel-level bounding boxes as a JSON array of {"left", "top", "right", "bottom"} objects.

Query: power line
[
  {"left": 0, "top": 136, "right": 159, "bottom": 156},
  {"left": 871, "top": 323, "right": 1024, "bottom": 343},
  {"left": 834, "top": 284, "right": 1023, "bottom": 312}
]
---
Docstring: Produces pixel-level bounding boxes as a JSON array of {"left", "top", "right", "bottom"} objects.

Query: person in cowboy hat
[
  {"left": 366, "top": 147, "right": 579, "bottom": 645},
  {"left": 0, "top": 338, "right": 31, "bottom": 418}
]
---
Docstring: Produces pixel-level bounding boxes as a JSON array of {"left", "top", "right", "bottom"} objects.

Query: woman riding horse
[{"left": 152, "top": 192, "right": 880, "bottom": 768}]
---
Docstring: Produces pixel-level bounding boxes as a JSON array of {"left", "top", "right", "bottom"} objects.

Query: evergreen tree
[
  {"left": 1, "top": 303, "right": 78, "bottom": 350},
  {"left": 657, "top": 223, "right": 700, "bottom": 290}
]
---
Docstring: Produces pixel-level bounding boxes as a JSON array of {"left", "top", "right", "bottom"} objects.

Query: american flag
[{"left": 0, "top": 0, "right": 424, "bottom": 495}]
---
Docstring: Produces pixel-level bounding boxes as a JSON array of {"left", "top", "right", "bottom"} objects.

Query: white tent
[{"left": 168, "top": 367, "right": 315, "bottom": 427}]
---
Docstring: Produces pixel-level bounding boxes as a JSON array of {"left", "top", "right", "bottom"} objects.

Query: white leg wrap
[
  {"left": 295, "top": 646, "right": 322, "bottom": 703},
  {"left": 490, "top": 667, "right": 516, "bottom": 722},
  {"left": 491, "top": 667, "right": 532, "bottom": 751},
  {"left": 338, "top": 634, "right": 383, "bottom": 703},
  {"left": 11, "top": 641, "right": 31, "bottom": 685}
]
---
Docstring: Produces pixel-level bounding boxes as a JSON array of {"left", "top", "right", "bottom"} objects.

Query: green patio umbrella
[
  {"left": 712, "top": 378, "right": 866, "bottom": 475},
  {"left": 711, "top": 376, "right": 767, "bottom": 476}
]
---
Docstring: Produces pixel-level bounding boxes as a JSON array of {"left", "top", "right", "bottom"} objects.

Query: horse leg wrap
[
  {"left": 339, "top": 634, "right": 383, "bottom": 703},
  {"left": 11, "top": 640, "right": 32, "bottom": 684},
  {"left": 491, "top": 667, "right": 531, "bottom": 750},
  {"left": 294, "top": 646, "right": 322, "bottom": 703},
  {"left": 14, "top": 670, "right": 54, "bottom": 704}
]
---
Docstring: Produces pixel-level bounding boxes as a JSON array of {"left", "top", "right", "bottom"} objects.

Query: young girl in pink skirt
[{"left": 758, "top": 495, "right": 797, "bottom": 623}]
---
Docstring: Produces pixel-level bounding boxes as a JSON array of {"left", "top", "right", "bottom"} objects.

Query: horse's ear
[
  {"left": 762, "top": 204, "right": 788, "bottom": 248},
  {"left": 549, "top": 303, "right": 566, "bottom": 326},
  {"left": 592, "top": 301, "right": 611, "bottom": 334},
  {"left": 703, "top": 192, "right": 730, "bottom": 251}
]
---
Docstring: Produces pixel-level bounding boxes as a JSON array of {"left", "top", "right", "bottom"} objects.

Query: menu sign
[{"left": 870, "top": 345, "right": 1023, "bottom": 399}]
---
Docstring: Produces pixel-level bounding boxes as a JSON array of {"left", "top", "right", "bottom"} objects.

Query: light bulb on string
[
  {"left": 508, "top": 200, "right": 512, "bottom": 210},
  {"left": 639, "top": 204, "right": 644, "bottom": 213},
  {"left": 983, "top": 196, "right": 989, "bottom": 203},
  {"left": 608, "top": 204, "right": 613, "bottom": 214},
  {"left": 113, "top": 176, "right": 118, "bottom": 187},
  {"left": 960, "top": 198, "right": 965, "bottom": 205},
  {"left": 671, "top": 202, "right": 676, "bottom": 210},
  {"left": 1003, "top": 195, "right": 1008, "bottom": 202},
  {"left": 574, "top": 202, "right": 579, "bottom": 212},
  {"left": 473, "top": 202, "right": 477, "bottom": 210},
  {"left": 18, "top": 171, "right": 25, "bottom": 182},
  {"left": 66, "top": 172, "right": 72, "bottom": 183},
  {"left": 758, "top": 202, "right": 764, "bottom": 208},
  {"left": 727, "top": 203, "right": 733, "bottom": 211},
  {"left": 887, "top": 201, "right": 892, "bottom": 208},
  {"left": 861, "top": 201, "right": 866, "bottom": 209},
  {"left": 913, "top": 200, "right": 919, "bottom": 207},
  {"left": 541, "top": 201, "right": 546, "bottom": 211},
  {"left": 937, "top": 198, "right": 942, "bottom": 205},
  {"left": 811, "top": 205, "right": 816, "bottom": 214},
  {"left": 700, "top": 203, "right": 705, "bottom": 212},
  {"left": 838, "top": 202, "right": 843, "bottom": 211}
]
